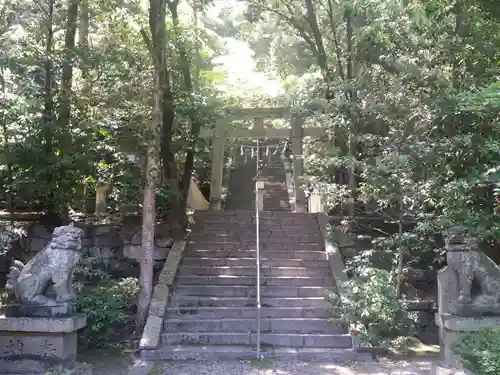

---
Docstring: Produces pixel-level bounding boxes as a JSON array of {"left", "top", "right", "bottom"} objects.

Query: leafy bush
[
  {"left": 0, "top": 222, "right": 25, "bottom": 255},
  {"left": 0, "top": 289, "right": 7, "bottom": 310},
  {"left": 77, "top": 277, "right": 139, "bottom": 347},
  {"left": 453, "top": 327, "right": 500, "bottom": 375},
  {"left": 328, "top": 268, "right": 416, "bottom": 348},
  {"left": 74, "top": 256, "right": 111, "bottom": 285}
]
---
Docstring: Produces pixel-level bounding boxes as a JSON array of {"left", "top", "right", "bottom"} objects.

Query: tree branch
[
  {"left": 326, "top": 0, "right": 346, "bottom": 81},
  {"left": 246, "top": 1, "right": 319, "bottom": 58}
]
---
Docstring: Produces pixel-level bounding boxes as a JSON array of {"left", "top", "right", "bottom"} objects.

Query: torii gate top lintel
[
  {"left": 199, "top": 107, "right": 326, "bottom": 139},
  {"left": 204, "top": 107, "right": 325, "bottom": 211}
]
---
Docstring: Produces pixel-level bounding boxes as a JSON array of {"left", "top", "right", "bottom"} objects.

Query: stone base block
[
  {"left": 3, "top": 303, "right": 75, "bottom": 318},
  {"left": 435, "top": 313, "right": 500, "bottom": 371},
  {"left": 431, "top": 364, "right": 468, "bottom": 375},
  {"left": 0, "top": 314, "right": 86, "bottom": 374}
]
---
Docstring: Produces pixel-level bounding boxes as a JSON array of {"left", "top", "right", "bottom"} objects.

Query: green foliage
[
  {"left": 116, "top": 181, "right": 179, "bottom": 217},
  {"left": 77, "top": 278, "right": 139, "bottom": 348},
  {"left": 453, "top": 327, "right": 500, "bottom": 375},
  {"left": 329, "top": 268, "right": 416, "bottom": 348},
  {"left": 0, "top": 289, "right": 7, "bottom": 310},
  {"left": 0, "top": 0, "right": 241, "bottom": 220},
  {"left": 0, "top": 223, "right": 24, "bottom": 256}
]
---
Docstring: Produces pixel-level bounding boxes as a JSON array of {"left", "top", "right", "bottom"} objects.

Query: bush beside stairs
[{"left": 140, "top": 210, "right": 370, "bottom": 361}]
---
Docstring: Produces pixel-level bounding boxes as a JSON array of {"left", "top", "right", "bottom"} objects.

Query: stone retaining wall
[{"left": 4, "top": 221, "right": 174, "bottom": 273}]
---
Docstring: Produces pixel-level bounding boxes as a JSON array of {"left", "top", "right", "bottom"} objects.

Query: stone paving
[
  {"left": 87, "top": 355, "right": 440, "bottom": 375},
  {"left": 160, "top": 358, "right": 437, "bottom": 375}
]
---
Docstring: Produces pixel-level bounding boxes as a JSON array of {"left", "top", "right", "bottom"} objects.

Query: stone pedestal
[
  {"left": 431, "top": 364, "right": 468, "bottom": 375},
  {"left": 3, "top": 302, "right": 75, "bottom": 318},
  {"left": 0, "top": 314, "right": 86, "bottom": 374},
  {"left": 435, "top": 312, "right": 500, "bottom": 371}
]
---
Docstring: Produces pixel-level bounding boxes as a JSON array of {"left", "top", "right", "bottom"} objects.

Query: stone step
[
  {"left": 192, "top": 227, "right": 320, "bottom": 232},
  {"left": 193, "top": 210, "right": 317, "bottom": 219},
  {"left": 170, "top": 296, "right": 331, "bottom": 308},
  {"left": 191, "top": 225, "right": 321, "bottom": 234},
  {"left": 193, "top": 219, "right": 319, "bottom": 228},
  {"left": 184, "top": 249, "right": 326, "bottom": 259},
  {"left": 181, "top": 257, "right": 329, "bottom": 268},
  {"left": 177, "top": 275, "right": 334, "bottom": 287},
  {"left": 174, "top": 285, "right": 331, "bottom": 298},
  {"left": 188, "top": 238, "right": 323, "bottom": 246},
  {"left": 160, "top": 332, "right": 351, "bottom": 348},
  {"left": 189, "top": 232, "right": 322, "bottom": 241},
  {"left": 187, "top": 241, "right": 325, "bottom": 251},
  {"left": 187, "top": 241, "right": 323, "bottom": 250},
  {"left": 178, "top": 266, "right": 331, "bottom": 277},
  {"left": 164, "top": 317, "right": 342, "bottom": 334},
  {"left": 192, "top": 222, "right": 320, "bottom": 230},
  {"left": 141, "top": 345, "right": 372, "bottom": 362},
  {"left": 165, "top": 306, "right": 332, "bottom": 319}
]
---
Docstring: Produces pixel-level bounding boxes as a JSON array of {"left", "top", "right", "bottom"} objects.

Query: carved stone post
[
  {"left": 95, "top": 183, "right": 111, "bottom": 218},
  {"left": 291, "top": 116, "right": 306, "bottom": 212},
  {"left": 210, "top": 119, "right": 226, "bottom": 210},
  {"left": 256, "top": 179, "right": 265, "bottom": 211}
]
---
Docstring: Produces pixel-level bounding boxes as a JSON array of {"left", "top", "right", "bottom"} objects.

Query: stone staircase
[
  {"left": 142, "top": 210, "right": 367, "bottom": 361},
  {"left": 226, "top": 150, "right": 290, "bottom": 211}
]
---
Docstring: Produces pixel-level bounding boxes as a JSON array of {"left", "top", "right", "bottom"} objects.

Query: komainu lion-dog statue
[
  {"left": 5, "top": 225, "right": 84, "bottom": 312},
  {"left": 445, "top": 225, "right": 500, "bottom": 316}
]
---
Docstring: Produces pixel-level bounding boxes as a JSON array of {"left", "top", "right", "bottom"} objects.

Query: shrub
[
  {"left": 328, "top": 267, "right": 416, "bottom": 348},
  {"left": 0, "top": 222, "right": 25, "bottom": 255},
  {"left": 77, "top": 277, "right": 139, "bottom": 347},
  {"left": 453, "top": 327, "right": 500, "bottom": 375}
]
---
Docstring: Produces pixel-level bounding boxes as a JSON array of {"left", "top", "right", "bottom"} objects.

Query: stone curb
[
  {"left": 316, "top": 213, "right": 359, "bottom": 350},
  {"left": 126, "top": 359, "right": 155, "bottom": 375},
  {"left": 431, "top": 364, "right": 469, "bottom": 375},
  {"left": 139, "top": 240, "right": 187, "bottom": 350}
]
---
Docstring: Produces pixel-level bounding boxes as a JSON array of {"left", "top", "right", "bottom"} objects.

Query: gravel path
[
  {"left": 159, "top": 358, "right": 436, "bottom": 375},
  {"left": 86, "top": 354, "right": 439, "bottom": 375}
]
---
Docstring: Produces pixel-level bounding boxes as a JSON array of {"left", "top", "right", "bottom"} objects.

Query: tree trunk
[
  {"left": 140, "top": 28, "right": 176, "bottom": 193},
  {"left": 160, "top": 66, "right": 177, "bottom": 184},
  {"left": 56, "top": 0, "right": 79, "bottom": 223},
  {"left": 345, "top": 9, "right": 358, "bottom": 220},
  {"left": 137, "top": 0, "right": 166, "bottom": 333},
  {"left": 304, "top": 0, "right": 331, "bottom": 90},
  {"left": 59, "top": 0, "right": 79, "bottom": 132},
  {"left": 167, "top": 0, "right": 200, "bottom": 214},
  {"left": 79, "top": 0, "right": 89, "bottom": 46},
  {"left": 79, "top": 0, "right": 91, "bottom": 213},
  {"left": 78, "top": 0, "right": 90, "bottom": 106},
  {"left": 43, "top": 0, "right": 56, "bottom": 220},
  {"left": 395, "top": 210, "right": 405, "bottom": 297},
  {"left": 0, "top": 68, "right": 13, "bottom": 216}
]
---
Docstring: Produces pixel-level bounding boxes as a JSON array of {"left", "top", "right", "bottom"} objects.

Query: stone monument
[
  {"left": 433, "top": 225, "right": 500, "bottom": 375},
  {"left": 0, "top": 225, "right": 88, "bottom": 374}
]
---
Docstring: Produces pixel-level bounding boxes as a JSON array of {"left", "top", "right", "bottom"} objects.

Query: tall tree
[
  {"left": 137, "top": 0, "right": 167, "bottom": 331},
  {"left": 167, "top": 0, "right": 201, "bottom": 213},
  {"left": 56, "top": 0, "right": 79, "bottom": 222}
]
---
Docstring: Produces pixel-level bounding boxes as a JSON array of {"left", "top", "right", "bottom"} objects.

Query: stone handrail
[{"left": 139, "top": 240, "right": 187, "bottom": 350}]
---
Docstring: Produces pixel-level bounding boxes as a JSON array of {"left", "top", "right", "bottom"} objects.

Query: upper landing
[
  {"left": 201, "top": 107, "right": 327, "bottom": 212},
  {"left": 225, "top": 147, "right": 291, "bottom": 212}
]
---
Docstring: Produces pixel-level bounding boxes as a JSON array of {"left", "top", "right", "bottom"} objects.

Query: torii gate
[{"left": 199, "top": 107, "right": 327, "bottom": 212}]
